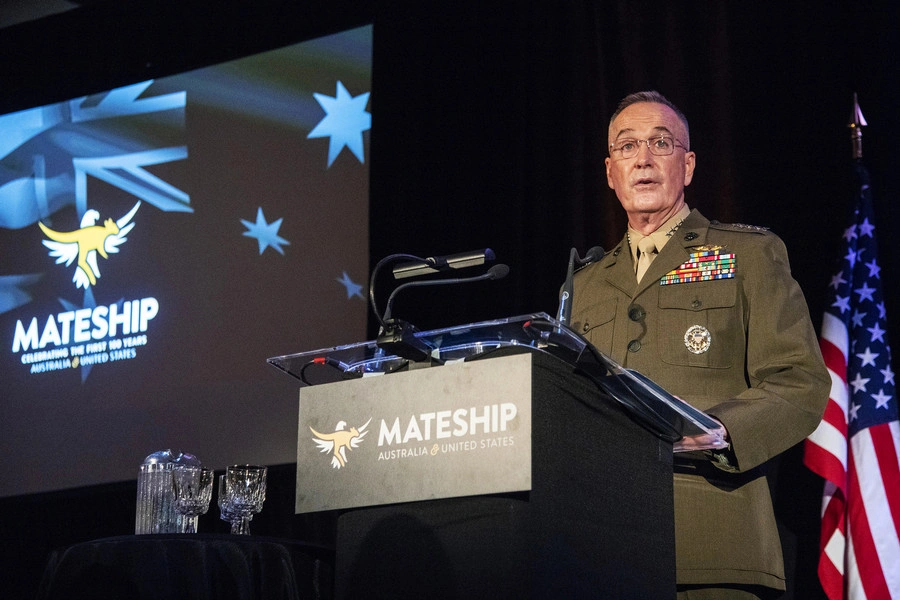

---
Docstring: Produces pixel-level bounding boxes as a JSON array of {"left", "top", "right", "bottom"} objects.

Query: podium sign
[{"left": 295, "top": 353, "right": 532, "bottom": 513}]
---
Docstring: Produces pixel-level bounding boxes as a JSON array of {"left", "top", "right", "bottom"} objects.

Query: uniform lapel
[{"left": 599, "top": 236, "right": 638, "bottom": 297}]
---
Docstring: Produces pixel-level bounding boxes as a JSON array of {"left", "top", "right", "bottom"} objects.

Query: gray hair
[{"left": 610, "top": 91, "right": 690, "bottom": 149}]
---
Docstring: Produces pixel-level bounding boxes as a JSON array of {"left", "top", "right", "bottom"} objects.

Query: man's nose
[{"left": 634, "top": 140, "right": 654, "bottom": 164}]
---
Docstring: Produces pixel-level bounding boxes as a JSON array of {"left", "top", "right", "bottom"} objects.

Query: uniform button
[
  {"left": 628, "top": 305, "right": 645, "bottom": 322},
  {"left": 684, "top": 232, "right": 698, "bottom": 241},
  {"left": 582, "top": 323, "right": 590, "bottom": 332},
  {"left": 691, "top": 299, "right": 702, "bottom": 309},
  {"left": 627, "top": 339, "right": 642, "bottom": 352}
]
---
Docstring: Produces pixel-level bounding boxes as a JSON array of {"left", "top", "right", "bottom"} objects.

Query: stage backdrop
[{"left": 0, "top": 24, "right": 372, "bottom": 497}]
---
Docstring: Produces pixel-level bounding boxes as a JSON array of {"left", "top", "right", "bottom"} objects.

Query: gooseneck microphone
[
  {"left": 367, "top": 249, "right": 509, "bottom": 361},
  {"left": 556, "top": 245, "right": 604, "bottom": 327},
  {"left": 392, "top": 248, "right": 496, "bottom": 279},
  {"left": 383, "top": 263, "right": 509, "bottom": 322}
]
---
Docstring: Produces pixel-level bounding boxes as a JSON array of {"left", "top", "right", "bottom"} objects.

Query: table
[{"left": 36, "top": 534, "right": 334, "bottom": 600}]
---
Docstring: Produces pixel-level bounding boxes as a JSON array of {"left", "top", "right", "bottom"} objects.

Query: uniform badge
[{"left": 684, "top": 325, "right": 712, "bottom": 354}]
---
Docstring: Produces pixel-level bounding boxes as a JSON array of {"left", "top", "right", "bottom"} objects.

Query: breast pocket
[
  {"left": 573, "top": 297, "right": 617, "bottom": 356},
  {"left": 657, "top": 279, "right": 741, "bottom": 368}
]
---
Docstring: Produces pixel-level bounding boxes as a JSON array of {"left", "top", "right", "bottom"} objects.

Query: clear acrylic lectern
[{"left": 268, "top": 312, "right": 726, "bottom": 452}]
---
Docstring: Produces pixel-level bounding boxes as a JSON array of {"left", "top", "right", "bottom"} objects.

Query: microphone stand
[{"left": 377, "top": 265, "right": 510, "bottom": 361}]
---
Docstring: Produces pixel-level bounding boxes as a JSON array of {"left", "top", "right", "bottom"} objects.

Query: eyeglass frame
[{"left": 608, "top": 134, "right": 687, "bottom": 160}]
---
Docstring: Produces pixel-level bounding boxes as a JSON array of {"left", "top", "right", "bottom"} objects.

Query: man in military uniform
[{"left": 571, "top": 91, "right": 830, "bottom": 599}]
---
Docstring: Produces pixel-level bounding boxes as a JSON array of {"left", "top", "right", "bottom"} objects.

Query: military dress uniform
[{"left": 570, "top": 208, "right": 829, "bottom": 593}]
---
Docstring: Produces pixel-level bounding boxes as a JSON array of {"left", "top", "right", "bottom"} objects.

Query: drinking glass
[
  {"left": 217, "top": 473, "right": 243, "bottom": 534},
  {"left": 172, "top": 466, "right": 213, "bottom": 533},
  {"left": 224, "top": 465, "right": 267, "bottom": 535}
]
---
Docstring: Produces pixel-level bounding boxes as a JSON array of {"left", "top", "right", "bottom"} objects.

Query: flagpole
[{"left": 849, "top": 92, "right": 867, "bottom": 160}]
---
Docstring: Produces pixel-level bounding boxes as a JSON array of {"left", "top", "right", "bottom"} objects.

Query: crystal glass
[
  {"left": 172, "top": 466, "right": 213, "bottom": 533},
  {"left": 224, "top": 465, "right": 267, "bottom": 535},
  {"left": 217, "top": 474, "right": 243, "bottom": 534}
]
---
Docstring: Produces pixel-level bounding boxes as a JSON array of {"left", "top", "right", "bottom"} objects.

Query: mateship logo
[
  {"left": 307, "top": 403, "right": 520, "bottom": 470},
  {"left": 39, "top": 202, "right": 140, "bottom": 289},
  {"left": 11, "top": 202, "right": 158, "bottom": 376}
]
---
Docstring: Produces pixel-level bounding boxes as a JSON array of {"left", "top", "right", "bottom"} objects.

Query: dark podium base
[{"left": 334, "top": 349, "right": 675, "bottom": 599}]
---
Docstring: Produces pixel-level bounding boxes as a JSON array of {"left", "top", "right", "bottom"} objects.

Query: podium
[{"left": 268, "top": 313, "right": 726, "bottom": 599}]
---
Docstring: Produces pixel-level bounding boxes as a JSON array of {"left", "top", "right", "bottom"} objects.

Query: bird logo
[
  {"left": 310, "top": 419, "right": 372, "bottom": 469},
  {"left": 38, "top": 202, "right": 140, "bottom": 289}
]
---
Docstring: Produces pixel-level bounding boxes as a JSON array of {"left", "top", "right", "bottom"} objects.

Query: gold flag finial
[{"left": 849, "top": 93, "right": 867, "bottom": 160}]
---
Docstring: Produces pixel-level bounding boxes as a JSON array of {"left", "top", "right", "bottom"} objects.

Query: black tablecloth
[{"left": 36, "top": 534, "right": 334, "bottom": 600}]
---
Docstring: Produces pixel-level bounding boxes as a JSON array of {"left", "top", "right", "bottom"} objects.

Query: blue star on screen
[
  {"left": 241, "top": 207, "right": 290, "bottom": 255},
  {"left": 337, "top": 271, "right": 364, "bottom": 299},
  {"left": 59, "top": 289, "right": 99, "bottom": 383},
  {"left": 308, "top": 81, "right": 371, "bottom": 167}
]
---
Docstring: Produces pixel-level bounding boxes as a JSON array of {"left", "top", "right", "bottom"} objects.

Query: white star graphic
[
  {"left": 864, "top": 259, "right": 881, "bottom": 279},
  {"left": 867, "top": 322, "right": 887, "bottom": 343},
  {"left": 856, "top": 346, "right": 879, "bottom": 367},
  {"left": 851, "top": 309, "right": 867, "bottom": 327},
  {"left": 241, "top": 207, "right": 290, "bottom": 255},
  {"left": 849, "top": 372, "right": 871, "bottom": 393},
  {"left": 832, "top": 295, "right": 851, "bottom": 313},
  {"left": 336, "top": 271, "right": 364, "bottom": 299},
  {"left": 858, "top": 217, "right": 876, "bottom": 237},
  {"left": 854, "top": 283, "right": 876, "bottom": 303},
  {"left": 849, "top": 402, "right": 861, "bottom": 421},
  {"left": 843, "top": 224, "right": 858, "bottom": 241},
  {"left": 871, "top": 389, "right": 892, "bottom": 410},
  {"left": 308, "top": 81, "right": 372, "bottom": 167},
  {"left": 881, "top": 365, "right": 895, "bottom": 386},
  {"left": 829, "top": 271, "right": 847, "bottom": 290}
]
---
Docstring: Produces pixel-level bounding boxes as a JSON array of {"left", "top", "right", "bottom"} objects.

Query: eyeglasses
[{"left": 609, "top": 135, "right": 686, "bottom": 159}]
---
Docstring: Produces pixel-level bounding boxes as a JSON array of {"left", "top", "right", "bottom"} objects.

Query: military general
[{"left": 570, "top": 91, "right": 830, "bottom": 599}]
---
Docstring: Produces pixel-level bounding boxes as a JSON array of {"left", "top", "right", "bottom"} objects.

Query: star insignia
[
  {"left": 241, "top": 207, "right": 290, "bottom": 255},
  {"left": 337, "top": 271, "right": 364, "bottom": 299},
  {"left": 871, "top": 389, "right": 892, "bottom": 410},
  {"left": 308, "top": 81, "right": 372, "bottom": 167},
  {"left": 856, "top": 346, "right": 879, "bottom": 367}
]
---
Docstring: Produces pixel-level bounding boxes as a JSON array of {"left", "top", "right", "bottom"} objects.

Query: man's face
[{"left": 605, "top": 102, "right": 696, "bottom": 222}]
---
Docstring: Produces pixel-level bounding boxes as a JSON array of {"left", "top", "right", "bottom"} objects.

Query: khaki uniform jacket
[{"left": 570, "top": 209, "right": 829, "bottom": 590}]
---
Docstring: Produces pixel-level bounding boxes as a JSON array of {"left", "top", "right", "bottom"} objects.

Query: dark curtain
[{"left": 368, "top": 1, "right": 900, "bottom": 342}]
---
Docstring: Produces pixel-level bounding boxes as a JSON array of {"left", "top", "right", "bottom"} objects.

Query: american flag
[{"left": 804, "top": 161, "right": 900, "bottom": 599}]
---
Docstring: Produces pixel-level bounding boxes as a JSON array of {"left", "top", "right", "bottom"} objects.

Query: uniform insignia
[
  {"left": 709, "top": 220, "right": 769, "bottom": 233},
  {"left": 684, "top": 325, "right": 712, "bottom": 354},
  {"left": 660, "top": 249, "right": 736, "bottom": 285}
]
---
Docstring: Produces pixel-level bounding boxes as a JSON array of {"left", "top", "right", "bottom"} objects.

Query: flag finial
[{"left": 849, "top": 92, "right": 867, "bottom": 160}]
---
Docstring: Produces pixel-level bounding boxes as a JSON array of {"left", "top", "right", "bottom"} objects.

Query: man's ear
[{"left": 683, "top": 151, "right": 696, "bottom": 186}]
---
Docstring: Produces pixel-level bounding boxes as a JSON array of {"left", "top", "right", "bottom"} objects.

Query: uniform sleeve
[{"left": 702, "top": 233, "right": 830, "bottom": 472}]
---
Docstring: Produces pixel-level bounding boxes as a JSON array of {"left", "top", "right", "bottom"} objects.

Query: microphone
[
  {"left": 384, "top": 263, "right": 509, "bottom": 321},
  {"left": 556, "top": 246, "right": 604, "bottom": 327},
  {"left": 392, "top": 248, "right": 496, "bottom": 279},
  {"left": 580, "top": 246, "right": 605, "bottom": 264},
  {"left": 377, "top": 263, "right": 510, "bottom": 361}
]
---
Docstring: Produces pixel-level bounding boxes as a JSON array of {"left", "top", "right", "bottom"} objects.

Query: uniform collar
[{"left": 627, "top": 204, "right": 692, "bottom": 265}]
